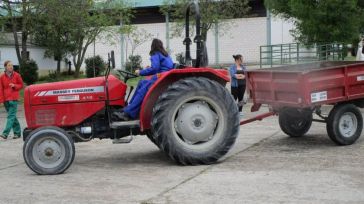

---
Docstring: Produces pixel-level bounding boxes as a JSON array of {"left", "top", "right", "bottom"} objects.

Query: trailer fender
[{"left": 139, "top": 68, "right": 230, "bottom": 131}]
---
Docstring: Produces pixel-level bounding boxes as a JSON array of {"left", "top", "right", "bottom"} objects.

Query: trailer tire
[
  {"left": 151, "top": 77, "right": 239, "bottom": 165},
  {"left": 23, "top": 126, "right": 75, "bottom": 175},
  {"left": 279, "top": 108, "right": 313, "bottom": 137},
  {"left": 326, "top": 104, "right": 363, "bottom": 145}
]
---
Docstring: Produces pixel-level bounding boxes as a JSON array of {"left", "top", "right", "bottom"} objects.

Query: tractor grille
[{"left": 35, "top": 109, "right": 56, "bottom": 125}]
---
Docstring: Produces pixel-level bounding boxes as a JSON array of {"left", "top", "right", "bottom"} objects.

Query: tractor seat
[{"left": 174, "top": 63, "right": 186, "bottom": 69}]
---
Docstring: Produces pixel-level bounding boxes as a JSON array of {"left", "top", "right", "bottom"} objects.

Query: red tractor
[{"left": 22, "top": 2, "right": 239, "bottom": 175}]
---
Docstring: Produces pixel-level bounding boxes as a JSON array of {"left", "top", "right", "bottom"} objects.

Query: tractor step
[
  {"left": 110, "top": 120, "right": 140, "bottom": 129},
  {"left": 112, "top": 136, "right": 133, "bottom": 144}
]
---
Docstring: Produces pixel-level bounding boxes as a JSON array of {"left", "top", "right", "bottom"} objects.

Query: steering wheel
[{"left": 117, "top": 70, "right": 139, "bottom": 79}]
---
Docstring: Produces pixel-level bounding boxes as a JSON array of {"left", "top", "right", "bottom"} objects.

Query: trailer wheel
[
  {"left": 151, "top": 77, "right": 239, "bottom": 165},
  {"left": 279, "top": 108, "right": 313, "bottom": 137},
  {"left": 23, "top": 126, "right": 75, "bottom": 175},
  {"left": 326, "top": 104, "right": 363, "bottom": 145}
]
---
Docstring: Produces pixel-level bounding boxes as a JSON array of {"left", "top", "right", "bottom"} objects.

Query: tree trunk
[
  {"left": 73, "top": 38, "right": 94, "bottom": 78},
  {"left": 21, "top": 0, "right": 28, "bottom": 63},
  {"left": 6, "top": 1, "right": 22, "bottom": 64},
  {"left": 57, "top": 60, "right": 61, "bottom": 73},
  {"left": 12, "top": 23, "right": 22, "bottom": 64},
  {"left": 21, "top": 31, "right": 28, "bottom": 61}
]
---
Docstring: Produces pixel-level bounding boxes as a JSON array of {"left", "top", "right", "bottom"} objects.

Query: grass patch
[
  {"left": 126, "top": 77, "right": 142, "bottom": 87},
  {"left": 37, "top": 74, "right": 86, "bottom": 84}
]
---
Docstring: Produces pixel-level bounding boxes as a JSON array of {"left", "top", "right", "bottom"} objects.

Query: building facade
[{"left": 0, "top": 0, "right": 295, "bottom": 73}]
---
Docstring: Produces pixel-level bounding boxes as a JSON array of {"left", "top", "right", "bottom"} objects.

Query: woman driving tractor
[{"left": 113, "top": 38, "right": 174, "bottom": 121}]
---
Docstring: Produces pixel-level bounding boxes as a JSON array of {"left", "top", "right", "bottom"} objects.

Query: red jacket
[{"left": 0, "top": 71, "right": 24, "bottom": 102}]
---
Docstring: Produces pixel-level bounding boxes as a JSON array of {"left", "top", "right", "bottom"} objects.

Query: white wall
[
  {"left": 85, "top": 16, "right": 295, "bottom": 68},
  {"left": 271, "top": 16, "right": 295, "bottom": 45},
  {"left": 0, "top": 46, "right": 65, "bottom": 75}
]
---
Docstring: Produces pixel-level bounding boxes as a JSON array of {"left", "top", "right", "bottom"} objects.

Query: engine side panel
[
  {"left": 28, "top": 102, "right": 105, "bottom": 129},
  {"left": 24, "top": 75, "right": 127, "bottom": 129}
]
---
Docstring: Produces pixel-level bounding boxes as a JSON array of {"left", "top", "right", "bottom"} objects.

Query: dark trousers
[{"left": 231, "top": 84, "right": 246, "bottom": 112}]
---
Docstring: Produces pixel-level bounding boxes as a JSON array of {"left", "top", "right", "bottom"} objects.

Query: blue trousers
[{"left": 123, "top": 79, "right": 154, "bottom": 119}]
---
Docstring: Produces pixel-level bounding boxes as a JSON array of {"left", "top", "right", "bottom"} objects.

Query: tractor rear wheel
[
  {"left": 23, "top": 126, "right": 75, "bottom": 175},
  {"left": 151, "top": 77, "right": 239, "bottom": 165},
  {"left": 146, "top": 131, "right": 158, "bottom": 147}
]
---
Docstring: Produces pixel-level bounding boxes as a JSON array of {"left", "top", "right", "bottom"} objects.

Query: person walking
[
  {"left": 0, "top": 60, "right": 24, "bottom": 140},
  {"left": 229, "top": 54, "right": 246, "bottom": 118}
]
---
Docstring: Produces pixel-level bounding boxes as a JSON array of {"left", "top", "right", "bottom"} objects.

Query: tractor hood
[{"left": 25, "top": 75, "right": 126, "bottom": 105}]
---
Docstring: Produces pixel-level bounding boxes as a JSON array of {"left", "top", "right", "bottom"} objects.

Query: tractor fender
[{"left": 139, "top": 68, "right": 230, "bottom": 131}]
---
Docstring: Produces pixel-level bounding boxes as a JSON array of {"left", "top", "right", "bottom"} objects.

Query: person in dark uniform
[{"left": 229, "top": 54, "right": 246, "bottom": 117}]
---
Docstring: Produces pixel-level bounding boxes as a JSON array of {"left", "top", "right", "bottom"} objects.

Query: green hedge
[
  {"left": 20, "top": 60, "right": 39, "bottom": 85},
  {"left": 85, "top": 55, "right": 106, "bottom": 78}
]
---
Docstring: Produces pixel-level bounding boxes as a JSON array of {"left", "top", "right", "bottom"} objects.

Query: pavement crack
[
  {"left": 225, "top": 130, "right": 281, "bottom": 160},
  {"left": 0, "top": 162, "right": 24, "bottom": 171},
  {"left": 140, "top": 130, "right": 281, "bottom": 204}
]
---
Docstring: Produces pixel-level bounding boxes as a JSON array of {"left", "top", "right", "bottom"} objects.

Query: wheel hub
[
  {"left": 45, "top": 148, "right": 54, "bottom": 157},
  {"left": 33, "top": 138, "right": 65, "bottom": 168},
  {"left": 175, "top": 101, "right": 218, "bottom": 144},
  {"left": 339, "top": 113, "right": 358, "bottom": 138}
]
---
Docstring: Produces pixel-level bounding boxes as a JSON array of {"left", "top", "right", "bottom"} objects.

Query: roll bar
[{"left": 183, "top": 2, "right": 202, "bottom": 68}]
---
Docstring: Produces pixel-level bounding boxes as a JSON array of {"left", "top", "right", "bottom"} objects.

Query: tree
[
  {"left": 33, "top": 0, "right": 75, "bottom": 73},
  {"left": 161, "top": 0, "right": 251, "bottom": 42},
  {"left": 34, "top": 0, "right": 132, "bottom": 77},
  {"left": 69, "top": 1, "right": 132, "bottom": 77},
  {"left": 125, "top": 26, "right": 153, "bottom": 56},
  {"left": 265, "top": 0, "right": 364, "bottom": 45},
  {"left": 1, "top": 0, "right": 41, "bottom": 64}
]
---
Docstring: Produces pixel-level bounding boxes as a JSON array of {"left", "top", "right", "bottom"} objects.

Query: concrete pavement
[{"left": 0, "top": 104, "right": 364, "bottom": 204}]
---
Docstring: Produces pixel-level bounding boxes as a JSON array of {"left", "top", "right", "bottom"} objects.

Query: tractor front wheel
[
  {"left": 23, "top": 126, "right": 75, "bottom": 175},
  {"left": 151, "top": 77, "right": 239, "bottom": 165}
]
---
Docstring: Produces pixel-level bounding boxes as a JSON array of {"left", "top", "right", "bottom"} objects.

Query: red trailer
[{"left": 243, "top": 61, "right": 364, "bottom": 145}]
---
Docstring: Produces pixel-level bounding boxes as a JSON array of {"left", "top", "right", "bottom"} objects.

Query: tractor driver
[{"left": 113, "top": 38, "right": 174, "bottom": 121}]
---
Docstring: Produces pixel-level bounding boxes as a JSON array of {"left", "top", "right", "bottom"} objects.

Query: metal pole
[
  {"left": 260, "top": 46, "right": 262, "bottom": 68},
  {"left": 297, "top": 43, "right": 299, "bottom": 64},
  {"left": 267, "top": 9, "right": 272, "bottom": 67},
  {"left": 93, "top": 40, "right": 96, "bottom": 77},
  {"left": 267, "top": 10, "right": 271, "bottom": 46},
  {"left": 215, "top": 22, "right": 219, "bottom": 64},
  {"left": 120, "top": 19, "right": 125, "bottom": 69},
  {"left": 166, "top": 12, "right": 170, "bottom": 52},
  {"left": 280, "top": 44, "right": 283, "bottom": 65}
]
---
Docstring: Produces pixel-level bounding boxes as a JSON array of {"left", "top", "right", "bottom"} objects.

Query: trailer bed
[{"left": 247, "top": 61, "right": 364, "bottom": 111}]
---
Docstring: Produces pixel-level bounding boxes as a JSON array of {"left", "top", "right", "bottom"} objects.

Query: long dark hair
[
  {"left": 150, "top": 38, "right": 168, "bottom": 56},
  {"left": 233, "top": 54, "right": 242, "bottom": 61}
]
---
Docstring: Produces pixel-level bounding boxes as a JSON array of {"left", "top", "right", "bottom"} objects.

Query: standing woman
[
  {"left": 229, "top": 54, "right": 246, "bottom": 117},
  {"left": 0, "top": 60, "right": 23, "bottom": 140}
]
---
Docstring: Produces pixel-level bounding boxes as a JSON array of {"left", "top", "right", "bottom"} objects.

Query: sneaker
[
  {"left": 239, "top": 112, "right": 244, "bottom": 119},
  {"left": 0, "top": 135, "right": 7, "bottom": 140},
  {"left": 112, "top": 111, "right": 131, "bottom": 121},
  {"left": 13, "top": 135, "right": 21, "bottom": 139}
]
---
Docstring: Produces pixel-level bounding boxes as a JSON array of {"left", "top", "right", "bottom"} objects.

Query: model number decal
[
  {"left": 357, "top": 75, "right": 364, "bottom": 81},
  {"left": 34, "top": 86, "right": 104, "bottom": 97},
  {"left": 58, "top": 95, "right": 80, "bottom": 102},
  {"left": 311, "top": 91, "right": 327, "bottom": 103}
]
